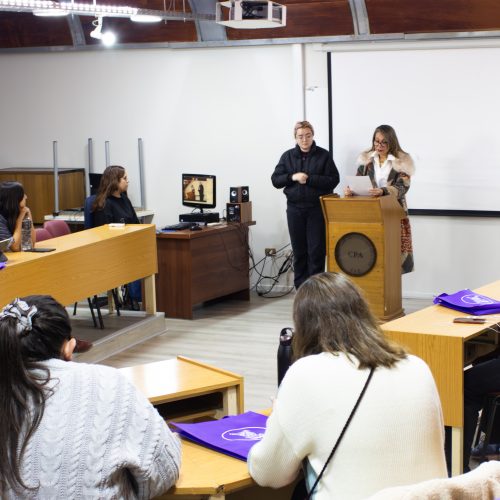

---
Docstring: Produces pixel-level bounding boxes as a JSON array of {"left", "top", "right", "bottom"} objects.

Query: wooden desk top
[
  {"left": 0, "top": 224, "right": 157, "bottom": 307},
  {"left": 0, "top": 167, "right": 83, "bottom": 173},
  {"left": 161, "top": 439, "right": 253, "bottom": 497},
  {"left": 157, "top": 221, "right": 256, "bottom": 240},
  {"left": 119, "top": 356, "right": 244, "bottom": 406},
  {"left": 381, "top": 280, "right": 500, "bottom": 339}
]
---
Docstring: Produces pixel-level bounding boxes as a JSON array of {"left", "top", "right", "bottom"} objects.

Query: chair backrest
[
  {"left": 43, "top": 219, "right": 71, "bottom": 238},
  {"left": 35, "top": 227, "right": 53, "bottom": 242},
  {"left": 84, "top": 195, "right": 96, "bottom": 229}
]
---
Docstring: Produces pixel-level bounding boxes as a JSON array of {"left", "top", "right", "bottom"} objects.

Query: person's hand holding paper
[{"left": 345, "top": 175, "right": 373, "bottom": 196}]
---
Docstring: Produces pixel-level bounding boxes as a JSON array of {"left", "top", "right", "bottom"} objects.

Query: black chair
[
  {"left": 72, "top": 195, "right": 122, "bottom": 328},
  {"left": 473, "top": 392, "right": 500, "bottom": 462}
]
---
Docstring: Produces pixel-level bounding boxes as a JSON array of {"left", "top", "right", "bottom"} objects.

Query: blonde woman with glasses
[
  {"left": 272, "top": 121, "right": 340, "bottom": 289},
  {"left": 344, "top": 124, "right": 415, "bottom": 273}
]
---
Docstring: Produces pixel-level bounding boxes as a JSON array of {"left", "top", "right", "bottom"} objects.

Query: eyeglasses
[{"left": 374, "top": 140, "right": 388, "bottom": 147}]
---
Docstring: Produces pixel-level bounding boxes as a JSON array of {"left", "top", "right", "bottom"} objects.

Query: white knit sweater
[
  {"left": 248, "top": 353, "right": 447, "bottom": 499},
  {"left": 5, "top": 359, "right": 181, "bottom": 499}
]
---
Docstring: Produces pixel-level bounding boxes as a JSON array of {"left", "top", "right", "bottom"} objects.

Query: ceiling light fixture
[
  {"left": 90, "top": 16, "right": 116, "bottom": 46},
  {"left": 129, "top": 13, "right": 162, "bottom": 23}
]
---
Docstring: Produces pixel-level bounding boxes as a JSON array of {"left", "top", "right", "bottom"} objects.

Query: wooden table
[
  {"left": 119, "top": 356, "right": 244, "bottom": 421},
  {"left": 157, "top": 439, "right": 295, "bottom": 500},
  {"left": 381, "top": 280, "right": 500, "bottom": 475},
  {"left": 44, "top": 209, "right": 155, "bottom": 225},
  {"left": 0, "top": 224, "right": 158, "bottom": 313},
  {"left": 0, "top": 167, "right": 85, "bottom": 224},
  {"left": 121, "top": 357, "right": 293, "bottom": 499},
  {"left": 156, "top": 223, "right": 253, "bottom": 319}
]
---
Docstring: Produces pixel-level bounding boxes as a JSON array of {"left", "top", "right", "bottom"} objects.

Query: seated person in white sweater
[
  {"left": 248, "top": 272, "right": 447, "bottom": 500},
  {"left": 0, "top": 295, "right": 181, "bottom": 499}
]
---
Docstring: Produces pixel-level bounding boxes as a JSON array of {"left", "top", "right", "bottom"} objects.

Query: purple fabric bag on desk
[
  {"left": 172, "top": 411, "right": 268, "bottom": 461},
  {"left": 433, "top": 289, "right": 500, "bottom": 315}
]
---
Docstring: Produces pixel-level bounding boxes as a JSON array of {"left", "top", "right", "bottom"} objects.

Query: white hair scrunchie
[{"left": 0, "top": 298, "right": 38, "bottom": 336}]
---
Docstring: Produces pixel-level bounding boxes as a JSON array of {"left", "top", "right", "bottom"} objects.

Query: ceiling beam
[
  {"left": 188, "top": 0, "right": 227, "bottom": 42},
  {"left": 67, "top": 13, "right": 86, "bottom": 47},
  {"left": 348, "top": 0, "right": 370, "bottom": 36}
]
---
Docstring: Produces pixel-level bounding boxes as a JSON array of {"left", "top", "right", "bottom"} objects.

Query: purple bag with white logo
[
  {"left": 433, "top": 289, "right": 500, "bottom": 315},
  {"left": 171, "top": 411, "right": 268, "bottom": 461}
]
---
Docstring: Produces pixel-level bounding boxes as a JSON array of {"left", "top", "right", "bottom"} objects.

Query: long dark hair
[
  {"left": 292, "top": 272, "right": 406, "bottom": 369},
  {"left": 92, "top": 165, "right": 126, "bottom": 212},
  {"left": 0, "top": 181, "right": 25, "bottom": 234},
  {"left": 0, "top": 295, "right": 72, "bottom": 494}
]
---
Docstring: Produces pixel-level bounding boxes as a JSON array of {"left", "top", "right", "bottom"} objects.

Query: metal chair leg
[
  {"left": 112, "top": 288, "right": 121, "bottom": 316},
  {"left": 87, "top": 297, "right": 98, "bottom": 328},
  {"left": 93, "top": 295, "right": 105, "bottom": 329}
]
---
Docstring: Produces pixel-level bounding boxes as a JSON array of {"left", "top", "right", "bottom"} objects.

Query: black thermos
[{"left": 277, "top": 327, "right": 294, "bottom": 386}]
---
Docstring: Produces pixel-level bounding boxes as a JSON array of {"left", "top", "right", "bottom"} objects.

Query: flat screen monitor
[{"left": 182, "top": 174, "right": 216, "bottom": 212}]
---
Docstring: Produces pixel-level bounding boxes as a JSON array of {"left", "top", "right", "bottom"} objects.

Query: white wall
[
  {"left": 1, "top": 43, "right": 498, "bottom": 298},
  {"left": 0, "top": 45, "right": 300, "bottom": 288}
]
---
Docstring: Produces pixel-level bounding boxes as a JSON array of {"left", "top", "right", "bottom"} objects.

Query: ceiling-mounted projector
[{"left": 216, "top": 1, "right": 286, "bottom": 29}]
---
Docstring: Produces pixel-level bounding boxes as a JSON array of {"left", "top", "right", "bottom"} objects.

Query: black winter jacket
[{"left": 271, "top": 142, "right": 340, "bottom": 208}]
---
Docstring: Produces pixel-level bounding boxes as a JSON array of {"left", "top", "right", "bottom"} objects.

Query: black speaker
[
  {"left": 229, "top": 186, "right": 241, "bottom": 203},
  {"left": 229, "top": 186, "right": 250, "bottom": 203}
]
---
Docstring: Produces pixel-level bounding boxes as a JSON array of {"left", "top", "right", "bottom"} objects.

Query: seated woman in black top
[
  {"left": 92, "top": 165, "right": 139, "bottom": 226},
  {"left": 92, "top": 165, "right": 141, "bottom": 309}
]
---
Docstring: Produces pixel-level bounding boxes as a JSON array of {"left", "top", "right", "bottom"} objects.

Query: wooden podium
[{"left": 321, "top": 195, "right": 405, "bottom": 321}]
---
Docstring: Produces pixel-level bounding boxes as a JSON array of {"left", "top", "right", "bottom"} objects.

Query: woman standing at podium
[
  {"left": 272, "top": 121, "right": 339, "bottom": 289},
  {"left": 0, "top": 181, "right": 35, "bottom": 252},
  {"left": 344, "top": 125, "right": 415, "bottom": 273}
]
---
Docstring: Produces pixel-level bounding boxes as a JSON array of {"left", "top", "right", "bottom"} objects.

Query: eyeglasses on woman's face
[{"left": 373, "top": 140, "right": 388, "bottom": 147}]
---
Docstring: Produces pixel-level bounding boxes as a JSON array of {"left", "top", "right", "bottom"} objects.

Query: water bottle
[
  {"left": 21, "top": 215, "right": 33, "bottom": 251},
  {"left": 277, "top": 327, "right": 294, "bottom": 386}
]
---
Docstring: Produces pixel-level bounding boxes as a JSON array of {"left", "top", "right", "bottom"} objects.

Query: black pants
[
  {"left": 445, "top": 355, "right": 500, "bottom": 473},
  {"left": 286, "top": 204, "right": 326, "bottom": 289}
]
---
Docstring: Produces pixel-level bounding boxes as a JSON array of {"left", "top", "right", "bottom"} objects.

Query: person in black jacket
[
  {"left": 92, "top": 165, "right": 141, "bottom": 310},
  {"left": 92, "top": 165, "right": 139, "bottom": 227},
  {"left": 272, "top": 121, "right": 339, "bottom": 289}
]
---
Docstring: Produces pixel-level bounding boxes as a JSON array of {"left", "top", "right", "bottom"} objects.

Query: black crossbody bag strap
[{"left": 305, "top": 367, "right": 375, "bottom": 500}]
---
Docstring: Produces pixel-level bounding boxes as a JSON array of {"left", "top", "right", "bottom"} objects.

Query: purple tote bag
[
  {"left": 433, "top": 289, "right": 500, "bottom": 315},
  {"left": 172, "top": 411, "right": 268, "bottom": 461}
]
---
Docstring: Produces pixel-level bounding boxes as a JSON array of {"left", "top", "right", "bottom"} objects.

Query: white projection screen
[{"left": 329, "top": 46, "right": 500, "bottom": 213}]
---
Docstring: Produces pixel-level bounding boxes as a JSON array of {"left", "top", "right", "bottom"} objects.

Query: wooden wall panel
[
  {"left": 0, "top": 13, "right": 72, "bottom": 48},
  {"left": 226, "top": 1, "right": 354, "bottom": 40},
  {"left": 367, "top": 0, "right": 500, "bottom": 34}
]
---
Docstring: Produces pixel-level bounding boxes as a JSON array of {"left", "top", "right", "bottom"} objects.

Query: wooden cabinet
[
  {"left": 0, "top": 168, "right": 85, "bottom": 224},
  {"left": 156, "top": 223, "right": 253, "bottom": 319}
]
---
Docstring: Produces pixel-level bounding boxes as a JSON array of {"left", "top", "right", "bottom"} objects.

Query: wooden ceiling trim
[
  {"left": 79, "top": 16, "right": 198, "bottom": 45},
  {"left": 225, "top": 1, "right": 354, "bottom": 41},
  {"left": 367, "top": 0, "right": 500, "bottom": 34},
  {"left": 0, "top": 13, "right": 73, "bottom": 48}
]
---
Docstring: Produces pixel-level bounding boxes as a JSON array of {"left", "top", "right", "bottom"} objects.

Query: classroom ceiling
[{"left": 1, "top": 0, "right": 500, "bottom": 51}]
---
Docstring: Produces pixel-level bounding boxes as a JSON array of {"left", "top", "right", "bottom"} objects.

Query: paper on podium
[{"left": 346, "top": 175, "right": 372, "bottom": 196}]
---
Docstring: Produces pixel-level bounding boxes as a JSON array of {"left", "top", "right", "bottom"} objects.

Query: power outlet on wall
[{"left": 265, "top": 248, "right": 277, "bottom": 256}]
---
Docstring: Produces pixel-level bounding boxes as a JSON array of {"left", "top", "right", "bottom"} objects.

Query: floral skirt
[{"left": 401, "top": 217, "right": 414, "bottom": 274}]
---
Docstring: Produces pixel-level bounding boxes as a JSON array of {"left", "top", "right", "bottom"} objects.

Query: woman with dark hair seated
[
  {"left": 0, "top": 181, "right": 35, "bottom": 252},
  {"left": 92, "top": 165, "right": 142, "bottom": 310},
  {"left": 248, "top": 272, "right": 447, "bottom": 499},
  {"left": 0, "top": 295, "right": 181, "bottom": 498}
]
